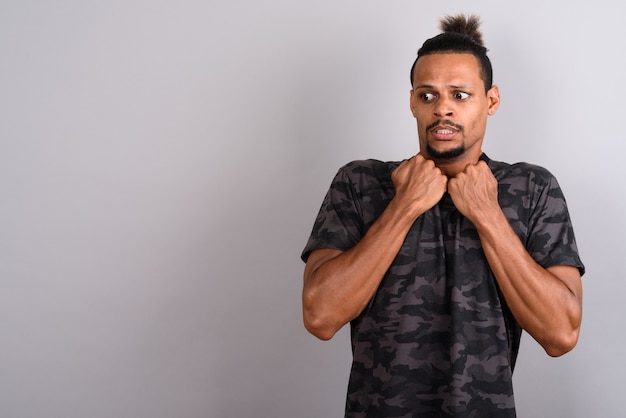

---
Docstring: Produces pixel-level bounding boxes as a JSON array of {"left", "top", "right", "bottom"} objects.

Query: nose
[{"left": 434, "top": 96, "right": 454, "bottom": 118}]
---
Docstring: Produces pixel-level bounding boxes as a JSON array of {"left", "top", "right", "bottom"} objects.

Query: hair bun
[{"left": 439, "top": 14, "right": 484, "bottom": 47}]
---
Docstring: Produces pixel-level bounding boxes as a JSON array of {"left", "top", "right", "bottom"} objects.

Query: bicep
[
  {"left": 546, "top": 265, "right": 583, "bottom": 304},
  {"left": 303, "top": 248, "right": 344, "bottom": 284}
]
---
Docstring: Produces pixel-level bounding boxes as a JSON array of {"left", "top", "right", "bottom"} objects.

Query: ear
[
  {"left": 409, "top": 89, "right": 417, "bottom": 117},
  {"left": 487, "top": 85, "right": 500, "bottom": 115}
]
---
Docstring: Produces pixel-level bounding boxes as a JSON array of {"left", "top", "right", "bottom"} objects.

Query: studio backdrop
[{"left": 0, "top": 1, "right": 622, "bottom": 417}]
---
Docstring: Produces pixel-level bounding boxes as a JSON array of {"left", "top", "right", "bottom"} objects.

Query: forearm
[
  {"left": 474, "top": 210, "right": 582, "bottom": 356},
  {"left": 302, "top": 197, "right": 422, "bottom": 340}
]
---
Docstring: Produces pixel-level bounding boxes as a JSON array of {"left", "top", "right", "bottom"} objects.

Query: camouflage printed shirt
[{"left": 302, "top": 154, "right": 584, "bottom": 418}]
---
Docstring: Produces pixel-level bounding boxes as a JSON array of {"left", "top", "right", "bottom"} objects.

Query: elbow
[
  {"left": 302, "top": 299, "right": 340, "bottom": 340},
  {"left": 536, "top": 303, "right": 583, "bottom": 357},
  {"left": 303, "top": 314, "right": 337, "bottom": 341},
  {"left": 302, "top": 293, "right": 340, "bottom": 341},
  {"left": 543, "top": 327, "right": 580, "bottom": 357}
]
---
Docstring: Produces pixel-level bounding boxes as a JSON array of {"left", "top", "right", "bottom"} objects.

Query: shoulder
[
  {"left": 334, "top": 159, "right": 401, "bottom": 186},
  {"left": 338, "top": 159, "right": 400, "bottom": 176},
  {"left": 486, "top": 155, "right": 559, "bottom": 188},
  {"left": 487, "top": 156, "right": 569, "bottom": 220}
]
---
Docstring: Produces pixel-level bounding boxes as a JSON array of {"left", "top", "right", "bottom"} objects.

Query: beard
[
  {"left": 423, "top": 119, "right": 466, "bottom": 161},
  {"left": 426, "top": 143, "right": 466, "bottom": 161}
]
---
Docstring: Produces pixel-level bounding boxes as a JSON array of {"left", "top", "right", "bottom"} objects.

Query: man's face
[{"left": 410, "top": 53, "right": 500, "bottom": 165}]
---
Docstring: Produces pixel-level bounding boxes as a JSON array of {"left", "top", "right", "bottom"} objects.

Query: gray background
[{"left": 0, "top": 1, "right": 622, "bottom": 417}]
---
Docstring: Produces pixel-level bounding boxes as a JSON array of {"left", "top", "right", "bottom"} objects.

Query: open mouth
[
  {"left": 431, "top": 126, "right": 458, "bottom": 140},
  {"left": 426, "top": 120, "right": 463, "bottom": 140}
]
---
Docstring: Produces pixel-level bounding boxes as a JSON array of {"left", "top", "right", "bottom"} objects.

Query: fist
[
  {"left": 447, "top": 161, "right": 499, "bottom": 223},
  {"left": 392, "top": 154, "right": 448, "bottom": 214}
]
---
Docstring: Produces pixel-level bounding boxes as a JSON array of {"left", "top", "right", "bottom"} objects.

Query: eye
[
  {"left": 454, "top": 91, "right": 470, "bottom": 100},
  {"left": 420, "top": 92, "right": 437, "bottom": 102}
]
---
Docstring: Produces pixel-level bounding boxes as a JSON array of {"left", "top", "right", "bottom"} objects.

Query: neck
[
  {"left": 421, "top": 150, "right": 485, "bottom": 178},
  {"left": 436, "top": 161, "right": 468, "bottom": 178}
]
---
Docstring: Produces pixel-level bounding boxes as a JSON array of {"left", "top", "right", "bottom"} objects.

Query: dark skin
[{"left": 303, "top": 53, "right": 582, "bottom": 356}]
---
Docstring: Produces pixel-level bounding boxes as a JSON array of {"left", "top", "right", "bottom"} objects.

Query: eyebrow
[{"left": 413, "top": 84, "right": 473, "bottom": 90}]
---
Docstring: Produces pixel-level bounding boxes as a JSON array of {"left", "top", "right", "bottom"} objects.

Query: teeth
[{"left": 435, "top": 129, "right": 454, "bottom": 134}]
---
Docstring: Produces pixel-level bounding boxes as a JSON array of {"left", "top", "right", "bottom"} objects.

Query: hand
[
  {"left": 447, "top": 161, "right": 499, "bottom": 224},
  {"left": 392, "top": 154, "right": 448, "bottom": 215}
]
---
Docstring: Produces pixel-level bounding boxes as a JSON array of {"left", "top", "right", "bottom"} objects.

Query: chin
[{"left": 426, "top": 144, "right": 466, "bottom": 161}]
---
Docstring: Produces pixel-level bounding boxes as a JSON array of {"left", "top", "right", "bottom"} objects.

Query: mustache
[{"left": 425, "top": 119, "right": 464, "bottom": 132}]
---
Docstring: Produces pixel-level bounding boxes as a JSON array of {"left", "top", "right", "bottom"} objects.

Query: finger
[
  {"left": 394, "top": 158, "right": 409, "bottom": 173},
  {"left": 404, "top": 154, "right": 419, "bottom": 166},
  {"left": 475, "top": 160, "right": 491, "bottom": 173}
]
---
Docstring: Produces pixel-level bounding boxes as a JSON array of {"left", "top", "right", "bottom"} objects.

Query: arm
[
  {"left": 303, "top": 155, "right": 447, "bottom": 340},
  {"left": 448, "top": 161, "right": 583, "bottom": 356}
]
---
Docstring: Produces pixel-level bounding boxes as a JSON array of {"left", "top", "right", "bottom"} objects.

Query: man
[{"left": 301, "top": 14, "right": 584, "bottom": 418}]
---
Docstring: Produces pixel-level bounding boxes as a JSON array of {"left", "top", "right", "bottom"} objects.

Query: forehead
[{"left": 413, "top": 53, "right": 482, "bottom": 87}]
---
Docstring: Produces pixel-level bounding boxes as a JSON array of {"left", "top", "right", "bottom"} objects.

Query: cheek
[
  {"left": 467, "top": 117, "right": 488, "bottom": 139},
  {"left": 467, "top": 108, "right": 488, "bottom": 131},
  {"left": 414, "top": 108, "right": 432, "bottom": 128},
  {"left": 416, "top": 116, "right": 430, "bottom": 134},
  {"left": 415, "top": 121, "right": 429, "bottom": 143}
]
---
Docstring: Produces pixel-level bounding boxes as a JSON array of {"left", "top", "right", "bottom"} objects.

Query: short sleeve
[
  {"left": 525, "top": 169, "right": 585, "bottom": 275},
  {"left": 301, "top": 164, "right": 364, "bottom": 262}
]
